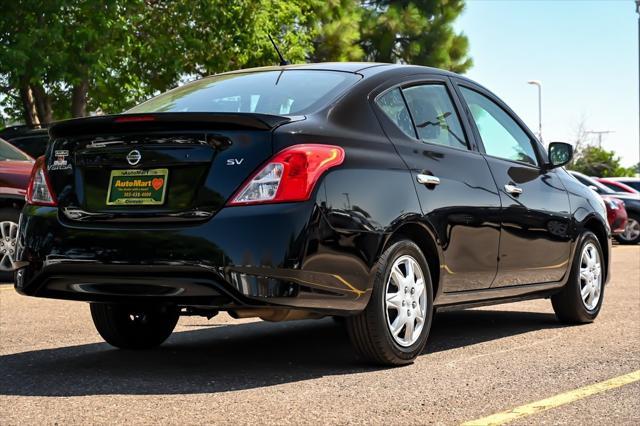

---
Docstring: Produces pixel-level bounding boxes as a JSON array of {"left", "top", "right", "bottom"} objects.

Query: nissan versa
[{"left": 14, "top": 63, "right": 610, "bottom": 365}]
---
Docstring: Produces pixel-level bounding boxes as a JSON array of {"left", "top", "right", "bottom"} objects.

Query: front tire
[
  {"left": 551, "top": 231, "right": 604, "bottom": 324},
  {"left": 346, "top": 240, "right": 434, "bottom": 365},
  {"left": 90, "top": 303, "right": 179, "bottom": 349}
]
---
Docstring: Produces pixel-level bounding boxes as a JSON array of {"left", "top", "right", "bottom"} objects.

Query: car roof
[
  {"left": 214, "top": 62, "right": 458, "bottom": 77},
  {"left": 0, "top": 125, "right": 49, "bottom": 140},
  {"left": 608, "top": 177, "right": 639, "bottom": 182}
]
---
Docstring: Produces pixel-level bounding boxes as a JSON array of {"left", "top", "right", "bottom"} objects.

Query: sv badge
[{"left": 226, "top": 158, "right": 244, "bottom": 166}]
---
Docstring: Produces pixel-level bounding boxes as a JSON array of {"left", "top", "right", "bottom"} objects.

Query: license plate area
[{"left": 106, "top": 169, "right": 169, "bottom": 206}]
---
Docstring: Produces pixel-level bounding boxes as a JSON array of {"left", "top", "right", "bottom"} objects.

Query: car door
[
  {"left": 453, "top": 80, "right": 572, "bottom": 287},
  {"left": 372, "top": 76, "right": 501, "bottom": 292}
]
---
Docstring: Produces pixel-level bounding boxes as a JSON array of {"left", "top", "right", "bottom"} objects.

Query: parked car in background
[
  {"left": 0, "top": 125, "right": 50, "bottom": 159},
  {"left": 601, "top": 195, "right": 627, "bottom": 235},
  {"left": 15, "top": 63, "right": 611, "bottom": 365},
  {"left": 569, "top": 171, "right": 640, "bottom": 244},
  {"left": 595, "top": 178, "right": 639, "bottom": 195},
  {"left": 605, "top": 177, "right": 640, "bottom": 193},
  {"left": 0, "top": 138, "right": 34, "bottom": 281}
]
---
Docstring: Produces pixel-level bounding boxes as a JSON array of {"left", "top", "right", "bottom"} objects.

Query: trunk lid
[{"left": 46, "top": 113, "right": 295, "bottom": 222}]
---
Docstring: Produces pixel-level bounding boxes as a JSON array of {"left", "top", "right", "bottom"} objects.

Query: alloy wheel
[
  {"left": 579, "top": 242, "right": 602, "bottom": 311},
  {"left": 385, "top": 255, "right": 427, "bottom": 347},
  {"left": 0, "top": 221, "right": 18, "bottom": 272},
  {"left": 621, "top": 217, "right": 640, "bottom": 242}
]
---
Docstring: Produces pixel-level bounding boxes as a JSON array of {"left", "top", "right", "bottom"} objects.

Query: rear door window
[
  {"left": 376, "top": 88, "right": 416, "bottom": 138},
  {"left": 402, "top": 84, "right": 469, "bottom": 150}
]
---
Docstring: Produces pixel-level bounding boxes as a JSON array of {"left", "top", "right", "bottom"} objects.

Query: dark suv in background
[{"left": 0, "top": 125, "right": 50, "bottom": 159}]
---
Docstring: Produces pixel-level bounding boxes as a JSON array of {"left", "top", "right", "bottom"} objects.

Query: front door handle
[
  {"left": 417, "top": 174, "right": 440, "bottom": 186},
  {"left": 504, "top": 184, "right": 523, "bottom": 195}
]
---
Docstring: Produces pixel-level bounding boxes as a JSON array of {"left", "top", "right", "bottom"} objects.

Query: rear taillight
[
  {"left": 228, "top": 144, "right": 345, "bottom": 206},
  {"left": 26, "top": 156, "right": 57, "bottom": 206}
]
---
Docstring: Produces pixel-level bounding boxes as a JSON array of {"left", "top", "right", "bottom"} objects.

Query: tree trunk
[
  {"left": 71, "top": 78, "right": 89, "bottom": 117},
  {"left": 18, "top": 82, "right": 40, "bottom": 127},
  {"left": 32, "top": 84, "right": 53, "bottom": 124}
]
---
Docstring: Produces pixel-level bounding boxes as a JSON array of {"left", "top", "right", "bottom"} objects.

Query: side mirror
[
  {"left": 588, "top": 185, "right": 601, "bottom": 193},
  {"left": 547, "top": 142, "right": 573, "bottom": 168}
]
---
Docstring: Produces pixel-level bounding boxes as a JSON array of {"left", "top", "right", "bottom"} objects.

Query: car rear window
[
  {"left": 0, "top": 138, "right": 32, "bottom": 161},
  {"left": 8, "top": 135, "right": 49, "bottom": 158},
  {"left": 571, "top": 172, "right": 614, "bottom": 194},
  {"left": 128, "top": 70, "right": 361, "bottom": 116}
]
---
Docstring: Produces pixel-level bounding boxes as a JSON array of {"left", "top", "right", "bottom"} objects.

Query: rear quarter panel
[{"left": 272, "top": 93, "right": 422, "bottom": 298}]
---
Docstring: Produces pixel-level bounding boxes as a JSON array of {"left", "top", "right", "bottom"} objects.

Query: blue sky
[{"left": 455, "top": 0, "right": 639, "bottom": 167}]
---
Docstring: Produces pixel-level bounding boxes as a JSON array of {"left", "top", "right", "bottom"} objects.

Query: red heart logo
[{"left": 151, "top": 177, "right": 164, "bottom": 191}]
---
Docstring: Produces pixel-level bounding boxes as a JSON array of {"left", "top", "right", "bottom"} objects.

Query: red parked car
[
  {"left": 0, "top": 138, "right": 34, "bottom": 280},
  {"left": 596, "top": 178, "right": 639, "bottom": 195},
  {"left": 601, "top": 195, "right": 627, "bottom": 235}
]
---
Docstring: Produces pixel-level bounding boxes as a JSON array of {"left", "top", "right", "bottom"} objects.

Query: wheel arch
[
  {"left": 581, "top": 215, "right": 610, "bottom": 283},
  {"left": 383, "top": 222, "right": 443, "bottom": 298}
]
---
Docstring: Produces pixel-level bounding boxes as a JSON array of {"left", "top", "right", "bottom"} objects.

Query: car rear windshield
[
  {"left": 127, "top": 70, "right": 361, "bottom": 116},
  {"left": 0, "top": 138, "right": 31, "bottom": 161}
]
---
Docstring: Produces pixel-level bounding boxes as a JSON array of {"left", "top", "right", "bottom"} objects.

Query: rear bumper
[{"left": 14, "top": 203, "right": 376, "bottom": 314}]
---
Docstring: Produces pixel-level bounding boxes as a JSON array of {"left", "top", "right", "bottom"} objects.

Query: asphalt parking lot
[{"left": 1, "top": 245, "right": 638, "bottom": 425}]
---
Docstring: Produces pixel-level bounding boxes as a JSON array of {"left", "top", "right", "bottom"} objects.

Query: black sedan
[{"left": 14, "top": 63, "right": 610, "bottom": 365}]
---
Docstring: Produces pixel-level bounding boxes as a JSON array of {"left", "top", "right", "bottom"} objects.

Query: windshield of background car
[
  {"left": 586, "top": 176, "right": 615, "bottom": 194},
  {"left": 0, "top": 139, "right": 31, "bottom": 161},
  {"left": 572, "top": 172, "right": 614, "bottom": 194},
  {"left": 127, "top": 70, "right": 361, "bottom": 115}
]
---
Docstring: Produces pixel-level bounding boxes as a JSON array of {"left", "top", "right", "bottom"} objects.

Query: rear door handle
[
  {"left": 504, "top": 184, "right": 523, "bottom": 195},
  {"left": 417, "top": 174, "right": 440, "bottom": 186}
]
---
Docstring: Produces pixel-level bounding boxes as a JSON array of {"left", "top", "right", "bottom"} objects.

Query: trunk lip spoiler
[{"left": 48, "top": 113, "right": 305, "bottom": 138}]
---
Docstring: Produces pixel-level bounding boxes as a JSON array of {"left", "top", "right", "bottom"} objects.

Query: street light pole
[{"left": 527, "top": 80, "right": 542, "bottom": 143}]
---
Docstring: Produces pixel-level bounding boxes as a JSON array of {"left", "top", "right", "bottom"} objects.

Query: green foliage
[
  {"left": 308, "top": 0, "right": 365, "bottom": 62},
  {"left": 569, "top": 146, "right": 636, "bottom": 177},
  {"left": 0, "top": 0, "right": 472, "bottom": 124},
  {"left": 89, "top": 0, "right": 317, "bottom": 114},
  {"left": 359, "top": 0, "right": 472, "bottom": 72}
]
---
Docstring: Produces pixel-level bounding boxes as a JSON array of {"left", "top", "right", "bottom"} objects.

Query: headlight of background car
[{"left": 606, "top": 199, "right": 619, "bottom": 210}]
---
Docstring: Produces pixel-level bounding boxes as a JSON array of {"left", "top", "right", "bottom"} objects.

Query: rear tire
[
  {"left": 0, "top": 207, "right": 20, "bottom": 283},
  {"left": 615, "top": 213, "right": 640, "bottom": 245},
  {"left": 551, "top": 231, "right": 604, "bottom": 324},
  {"left": 346, "top": 240, "right": 433, "bottom": 366},
  {"left": 90, "top": 303, "right": 179, "bottom": 349}
]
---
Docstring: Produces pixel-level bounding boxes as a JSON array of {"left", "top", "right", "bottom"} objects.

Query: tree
[
  {"left": 0, "top": 1, "right": 317, "bottom": 124},
  {"left": 358, "top": 0, "right": 472, "bottom": 72},
  {"left": 1, "top": 0, "right": 472, "bottom": 125},
  {"left": 308, "top": 0, "right": 364, "bottom": 62},
  {"left": 570, "top": 146, "right": 636, "bottom": 177},
  {"left": 90, "top": 0, "right": 316, "bottom": 114},
  {"left": 0, "top": 1, "right": 147, "bottom": 124}
]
